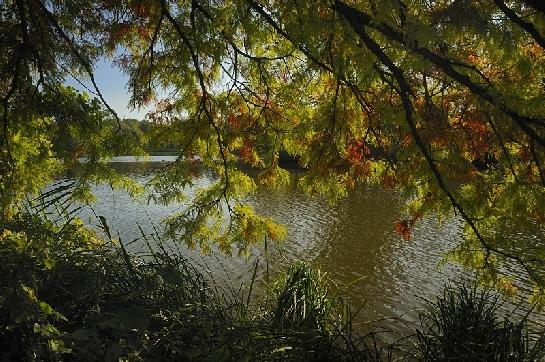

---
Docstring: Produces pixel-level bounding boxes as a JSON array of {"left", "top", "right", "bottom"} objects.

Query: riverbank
[
  {"left": 43, "top": 156, "right": 545, "bottom": 341},
  {"left": 1, "top": 213, "right": 544, "bottom": 360}
]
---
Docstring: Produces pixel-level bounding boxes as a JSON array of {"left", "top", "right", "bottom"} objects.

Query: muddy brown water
[{"left": 44, "top": 156, "right": 545, "bottom": 342}]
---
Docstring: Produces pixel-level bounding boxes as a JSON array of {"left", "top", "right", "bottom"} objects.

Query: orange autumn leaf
[
  {"left": 462, "top": 118, "right": 488, "bottom": 135},
  {"left": 394, "top": 219, "right": 412, "bottom": 241},
  {"left": 346, "top": 139, "right": 370, "bottom": 167},
  {"left": 239, "top": 138, "right": 259, "bottom": 166}
]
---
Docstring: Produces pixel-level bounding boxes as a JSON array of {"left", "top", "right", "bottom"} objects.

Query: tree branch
[
  {"left": 161, "top": 0, "right": 230, "bottom": 204},
  {"left": 522, "top": 0, "right": 545, "bottom": 16},
  {"left": 33, "top": 0, "right": 120, "bottom": 127},
  {"left": 338, "top": 4, "right": 544, "bottom": 287},
  {"left": 494, "top": 0, "right": 545, "bottom": 50},
  {"left": 331, "top": 0, "right": 545, "bottom": 148}
]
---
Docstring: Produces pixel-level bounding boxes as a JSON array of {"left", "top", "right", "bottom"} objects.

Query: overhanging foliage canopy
[{"left": 2, "top": 0, "right": 545, "bottom": 300}]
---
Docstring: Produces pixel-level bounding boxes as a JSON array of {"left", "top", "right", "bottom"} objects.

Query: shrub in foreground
[
  {"left": 417, "top": 284, "right": 545, "bottom": 361},
  {"left": 0, "top": 213, "right": 229, "bottom": 360},
  {"left": 1, "top": 213, "right": 544, "bottom": 361},
  {"left": 0, "top": 214, "right": 388, "bottom": 361}
]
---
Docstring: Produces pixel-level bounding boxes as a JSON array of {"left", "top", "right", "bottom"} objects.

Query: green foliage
[
  {"left": 4, "top": 0, "right": 545, "bottom": 329},
  {"left": 0, "top": 214, "right": 104, "bottom": 360},
  {"left": 272, "top": 262, "right": 333, "bottom": 331},
  {"left": 3, "top": 213, "right": 545, "bottom": 360},
  {"left": 0, "top": 213, "right": 389, "bottom": 361},
  {"left": 265, "top": 262, "right": 395, "bottom": 361},
  {"left": 417, "top": 283, "right": 545, "bottom": 361},
  {"left": 0, "top": 212, "right": 229, "bottom": 360}
]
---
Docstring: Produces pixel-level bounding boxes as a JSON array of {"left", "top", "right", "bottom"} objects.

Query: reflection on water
[
  {"left": 46, "top": 156, "right": 544, "bottom": 338},
  {"left": 248, "top": 178, "right": 466, "bottom": 335}
]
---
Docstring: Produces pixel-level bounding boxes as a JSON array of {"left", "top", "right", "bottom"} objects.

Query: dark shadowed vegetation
[
  {"left": 1, "top": 213, "right": 544, "bottom": 361},
  {"left": 417, "top": 284, "right": 545, "bottom": 361}
]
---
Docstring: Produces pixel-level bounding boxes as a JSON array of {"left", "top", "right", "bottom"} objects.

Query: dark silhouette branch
[
  {"left": 486, "top": 114, "right": 520, "bottom": 183},
  {"left": 494, "top": 0, "right": 545, "bottom": 50},
  {"left": 331, "top": 1, "right": 545, "bottom": 149},
  {"left": 132, "top": 10, "right": 164, "bottom": 108},
  {"left": 33, "top": 0, "right": 120, "bottom": 127},
  {"left": 337, "top": 4, "right": 545, "bottom": 287},
  {"left": 522, "top": 0, "right": 545, "bottom": 16}
]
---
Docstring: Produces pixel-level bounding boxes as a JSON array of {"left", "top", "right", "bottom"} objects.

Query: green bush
[
  {"left": 0, "top": 213, "right": 384, "bottom": 361},
  {"left": 263, "top": 262, "right": 395, "bottom": 361},
  {"left": 272, "top": 262, "right": 333, "bottom": 331},
  {"left": 0, "top": 213, "right": 230, "bottom": 360},
  {"left": 416, "top": 284, "right": 545, "bottom": 361},
  {"left": 2, "top": 213, "right": 544, "bottom": 361}
]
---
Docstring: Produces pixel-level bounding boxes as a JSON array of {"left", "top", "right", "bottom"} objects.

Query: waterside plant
[{"left": 1, "top": 213, "right": 544, "bottom": 361}]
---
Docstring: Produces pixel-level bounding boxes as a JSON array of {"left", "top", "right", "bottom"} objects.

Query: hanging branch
[
  {"left": 330, "top": 1, "right": 545, "bottom": 148},
  {"left": 245, "top": 0, "right": 373, "bottom": 114},
  {"left": 494, "top": 0, "right": 545, "bottom": 50},
  {"left": 33, "top": 0, "right": 121, "bottom": 128},
  {"left": 161, "top": 0, "right": 231, "bottom": 208},
  {"left": 1, "top": 0, "right": 30, "bottom": 163},
  {"left": 132, "top": 10, "right": 164, "bottom": 108},
  {"left": 334, "top": 3, "right": 544, "bottom": 288}
]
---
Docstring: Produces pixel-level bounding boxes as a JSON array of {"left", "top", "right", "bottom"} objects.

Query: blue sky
[{"left": 65, "top": 57, "right": 151, "bottom": 120}]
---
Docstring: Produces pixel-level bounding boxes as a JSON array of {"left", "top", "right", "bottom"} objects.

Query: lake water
[{"left": 44, "top": 156, "right": 544, "bottom": 340}]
